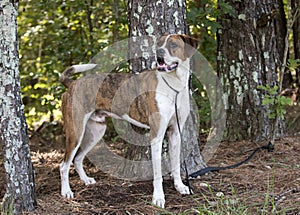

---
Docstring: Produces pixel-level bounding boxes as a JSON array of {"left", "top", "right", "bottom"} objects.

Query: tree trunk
[
  {"left": 112, "top": 0, "right": 120, "bottom": 43},
  {"left": 128, "top": 0, "right": 188, "bottom": 73},
  {"left": 0, "top": 0, "right": 37, "bottom": 213},
  {"left": 292, "top": 0, "right": 300, "bottom": 87},
  {"left": 122, "top": 0, "right": 206, "bottom": 180},
  {"left": 217, "top": 0, "right": 284, "bottom": 142},
  {"left": 276, "top": 0, "right": 292, "bottom": 89}
]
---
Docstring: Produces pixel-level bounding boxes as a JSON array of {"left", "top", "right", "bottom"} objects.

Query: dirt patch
[{"left": 0, "top": 121, "right": 300, "bottom": 214}]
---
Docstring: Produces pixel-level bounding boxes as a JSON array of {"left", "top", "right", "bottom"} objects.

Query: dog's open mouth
[{"left": 157, "top": 61, "right": 178, "bottom": 72}]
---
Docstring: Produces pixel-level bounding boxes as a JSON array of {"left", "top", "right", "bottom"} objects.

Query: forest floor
[{"left": 1, "top": 106, "right": 300, "bottom": 214}]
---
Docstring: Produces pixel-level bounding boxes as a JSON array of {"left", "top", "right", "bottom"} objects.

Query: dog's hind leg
[
  {"left": 60, "top": 93, "right": 79, "bottom": 198},
  {"left": 60, "top": 143, "right": 80, "bottom": 198},
  {"left": 74, "top": 117, "right": 106, "bottom": 186},
  {"left": 60, "top": 115, "right": 92, "bottom": 198},
  {"left": 60, "top": 92, "right": 93, "bottom": 198}
]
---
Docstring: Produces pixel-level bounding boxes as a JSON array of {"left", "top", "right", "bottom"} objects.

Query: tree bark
[
  {"left": 0, "top": 0, "right": 36, "bottom": 213},
  {"left": 276, "top": 0, "right": 292, "bottom": 89},
  {"left": 112, "top": 0, "right": 120, "bottom": 43},
  {"left": 123, "top": 0, "right": 206, "bottom": 179},
  {"left": 128, "top": 0, "right": 188, "bottom": 73},
  {"left": 292, "top": 0, "right": 300, "bottom": 87},
  {"left": 217, "top": 0, "right": 284, "bottom": 142}
]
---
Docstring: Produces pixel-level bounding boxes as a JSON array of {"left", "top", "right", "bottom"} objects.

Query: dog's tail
[{"left": 60, "top": 64, "right": 97, "bottom": 88}]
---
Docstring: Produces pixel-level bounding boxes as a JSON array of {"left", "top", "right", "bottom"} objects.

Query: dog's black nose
[
  {"left": 156, "top": 49, "right": 165, "bottom": 65},
  {"left": 156, "top": 49, "right": 165, "bottom": 58}
]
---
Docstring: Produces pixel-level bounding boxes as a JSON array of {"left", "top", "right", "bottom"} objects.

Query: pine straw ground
[{"left": 1, "top": 122, "right": 300, "bottom": 214}]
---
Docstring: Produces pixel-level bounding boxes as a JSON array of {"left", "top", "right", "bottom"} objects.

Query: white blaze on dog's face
[{"left": 156, "top": 34, "right": 198, "bottom": 72}]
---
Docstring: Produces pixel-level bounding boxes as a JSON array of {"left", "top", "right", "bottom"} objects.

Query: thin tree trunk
[
  {"left": 292, "top": 0, "right": 300, "bottom": 86},
  {"left": 217, "top": 0, "right": 284, "bottom": 142},
  {"left": 277, "top": 0, "right": 292, "bottom": 89},
  {"left": 112, "top": 0, "right": 120, "bottom": 43},
  {"left": 85, "top": 0, "right": 94, "bottom": 47},
  {"left": 0, "top": 0, "right": 36, "bottom": 213},
  {"left": 122, "top": 0, "right": 206, "bottom": 179}
]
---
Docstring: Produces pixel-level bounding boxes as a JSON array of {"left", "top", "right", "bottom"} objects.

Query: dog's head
[{"left": 156, "top": 34, "right": 198, "bottom": 72}]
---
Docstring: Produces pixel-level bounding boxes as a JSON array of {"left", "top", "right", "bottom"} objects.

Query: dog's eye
[{"left": 169, "top": 42, "right": 178, "bottom": 49}]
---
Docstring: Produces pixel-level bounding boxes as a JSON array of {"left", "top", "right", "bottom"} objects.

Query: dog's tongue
[{"left": 158, "top": 63, "right": 168, "bottom": 71}]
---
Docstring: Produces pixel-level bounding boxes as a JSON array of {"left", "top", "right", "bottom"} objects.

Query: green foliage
[
  {"left": 159, "top": 184, "right": 249, "bottom": 214},
  {"left": 187, "top": 0, "right": 236, "bottom": 66},
  {"left": 287, "top": 58, "right": 300, "bottom": 73},
  {"left": 187, "top": 0, "right": 235, "bottom": 34},
  {"left": 186, "top": 0, "right": 237, "bottom": 132},
  {"left": 260, "top": 173, "right": 276, "bottom": 215},
  {"left": 191, "top": 75, "right": 211, "bottom": 133},
  {"left": 257, "top": 85, "right": 292, "bottom": 120},
  {"left": 192, "top": 187, "right": 248, "bottom": 214},
  {"left": 18, "top": 0, "right": 127, "bottom": 127},
  {"left": 159, "top": 179, "right": 297, "bottom": 214}
]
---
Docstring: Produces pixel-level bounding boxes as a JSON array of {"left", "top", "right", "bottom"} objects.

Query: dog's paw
[
  {"left": 152, "top": 198, "right": 165, "bottom": 208},
  {"left": 152, "top": 190, "right": 165, "bottom": 208},
  {"left": 61, "top": 183, "right": 74, "bottom": 198},
  {"left": 83, "top": 177, "right": 96, "bottom": 185},
  {"left": 175, "top": 183, "right": 193, "bottom": 195},
  {"left": 61, "top": 190, "right": 74, "bottom": 199}
]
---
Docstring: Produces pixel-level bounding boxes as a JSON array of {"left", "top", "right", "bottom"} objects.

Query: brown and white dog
[{"left": 59, "top": 34, "right": 198, "bottom": 208}]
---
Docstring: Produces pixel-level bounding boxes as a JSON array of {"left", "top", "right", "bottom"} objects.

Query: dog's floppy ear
[{"left": 179, "top": 34, "right": 199, "bottom": 58}]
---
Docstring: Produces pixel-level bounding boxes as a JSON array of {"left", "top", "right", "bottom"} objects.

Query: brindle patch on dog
[{"left": 95, "top": 70, "right": 159, "bottom": 126}]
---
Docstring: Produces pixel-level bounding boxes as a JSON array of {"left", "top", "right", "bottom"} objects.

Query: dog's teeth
[{"left": 158, "top": 64, "right": 167, "bottom": 68}]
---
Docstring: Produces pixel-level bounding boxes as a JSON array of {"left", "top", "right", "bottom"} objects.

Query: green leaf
[
  {"left": 278, "top": 96, "right": 293, "bottom": 106},
  {"left": 288, "top": 59, "right": 300, "bottom": 72},
  {"left": 218, "top": 0, "right": 237, "bottom": 17}
]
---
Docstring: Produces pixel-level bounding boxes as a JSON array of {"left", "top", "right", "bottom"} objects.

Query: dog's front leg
[
  {"left": 150, "top": 113, "right": 170, "bottom": 208},
  {"left": 168, "top": 124, "right": 192, "bottom": 195},
  {"left": 151, "top": 134, "right": 165, "bottom": 208}
]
